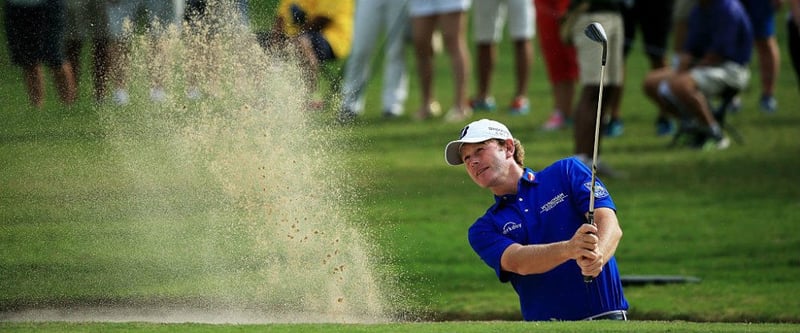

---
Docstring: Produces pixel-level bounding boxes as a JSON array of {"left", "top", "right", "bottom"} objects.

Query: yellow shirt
[{"left": 278, "top": 0, "right": 354, "bottom": 58}]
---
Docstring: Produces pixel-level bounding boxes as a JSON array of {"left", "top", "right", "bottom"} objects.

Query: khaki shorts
[
  {"left": 472, "top": 0, "right": 535, "bottom": 42},
  {"left": 572, "top": 12, "right": 624, "bottom": 85}
]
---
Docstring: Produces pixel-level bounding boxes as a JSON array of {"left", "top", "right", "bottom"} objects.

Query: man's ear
[{"left": 504, "top": 139, "right": 515, "bottom": 158}]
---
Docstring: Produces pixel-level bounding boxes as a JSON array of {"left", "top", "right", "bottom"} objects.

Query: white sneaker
[
  {"left": 150, "top": 87, "right": 167, "bottom": 103},
  {"left": 111, "top": 89, "right": 130, "bottom": 105}
]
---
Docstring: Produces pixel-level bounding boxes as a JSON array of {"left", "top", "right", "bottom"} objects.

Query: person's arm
[
  {"left": 500, "top": 223, "right": 600, "bottom": 275},
  {"left": 576, "top": 207, "right": 623, "bottom": 278}
]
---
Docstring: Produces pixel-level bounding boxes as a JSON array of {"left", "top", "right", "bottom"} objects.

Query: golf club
[{"left": 583, "top": 22, "right": 607, "bottom": 283}]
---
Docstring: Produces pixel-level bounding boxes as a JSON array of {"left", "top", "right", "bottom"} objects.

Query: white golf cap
[{"left": 444, "top": 119, "right": 513, "bottom": 166}]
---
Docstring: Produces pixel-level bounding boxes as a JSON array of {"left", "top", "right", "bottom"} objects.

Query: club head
[
  {"left": 584, "top": 22, "right": 608, "bottom": 65},
  {"left": 584, "top": 22, "right": 607, "bottom": 44}
]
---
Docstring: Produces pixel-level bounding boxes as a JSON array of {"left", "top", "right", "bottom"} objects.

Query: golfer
[{"left": 444, "top": 119, "right": 629, "bottom": 321}]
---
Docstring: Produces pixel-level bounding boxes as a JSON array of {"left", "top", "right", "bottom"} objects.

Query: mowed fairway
[{"left": 2, "top": 2, "right": 800, "bottom": 332}]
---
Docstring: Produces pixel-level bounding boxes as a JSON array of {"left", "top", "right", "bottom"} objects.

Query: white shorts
[
  {"left": 473, "top": 0, "right": 535, "bottom": 42},
  {"left": 409, "top": 0, "right": 472, "bottom": 17},
  {"left": 107, "top": 0, "right": 185, "bottom": 38},
  {"left": 690, "top": 61, "right": 750, "bottom": 96}
]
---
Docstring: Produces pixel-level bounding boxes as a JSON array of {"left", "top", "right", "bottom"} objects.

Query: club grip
[{"left": 583, "top": 212, "right": 595, "bottom": 283}]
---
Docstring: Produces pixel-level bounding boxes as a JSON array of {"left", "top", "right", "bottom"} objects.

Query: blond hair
[{"left": 495, "top": 139, "right": 525, "bottom": 167}]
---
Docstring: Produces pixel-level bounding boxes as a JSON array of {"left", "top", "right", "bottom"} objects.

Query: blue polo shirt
[
  {"left": 468, "top": 157, "right": 628, "bottom": 321},
  {"left": 685, "top": 0, "right": 753, "bottom": 65}
]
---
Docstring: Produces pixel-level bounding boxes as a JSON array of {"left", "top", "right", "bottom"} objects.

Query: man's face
[{"left": 459, "top": 139, "right": 511, "bottom": 188}]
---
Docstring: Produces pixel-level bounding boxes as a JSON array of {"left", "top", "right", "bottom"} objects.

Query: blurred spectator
[
  {"left": 4, "top": 0, "right": 76, "bottom": 108},
  {"left": 605, "top": 0, "right": 676, "bottom": 137},
  {"left": 65, "top": 0, "right": 109, "bottom": 103},
  {"left": 536, "top": 0, "right": 578, "bottom": 131},
  {"left": 105, "top": 0, "right": 186, "bottom": 105},
  {"left": 339, "top": 0, "right": 410, "bottom": 122},
  {"left": 789, "top": 0, "right": 800, "bottom": 89},
  {"left": 566, "top": 0, "right": 625, "bottom": 177},
  {"left": 659, "top": 0, "right": 697, "bottom": 136},
  {"left": 642, "top": 0, "right": 753, "bottom": 151},
  {"left": 409, "top": 0, "right": 473, "bottom": 122},
  {"left": 470, "top": 0, "right": 535, "bottom": 116},
  {"left": 267, "top": 0, "right": 354, "bottom": 109},
  {"left": 740, "top": 0, "right": 781, "bottom": 113}
]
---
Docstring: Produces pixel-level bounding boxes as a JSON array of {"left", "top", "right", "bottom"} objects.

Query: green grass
[{"left": 2, "top": 2, "right": 800, "bottom": 332}]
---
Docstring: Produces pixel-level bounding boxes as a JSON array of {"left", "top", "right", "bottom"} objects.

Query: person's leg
[
  {"left": 536, "top": 0, "right": 576, "bottom": 129},
  {"left": 470, "top": 0, "right": 501, "bottom": 110},
  {"left": 411, "top": 14, "right": 438, "bottom": 118},
  {"left": 341, "top": 0, "right": 383, "bottom": 115},
  {"left": 65, "top": 39, "right": 83, "bottom": 87},
  {"left": 474, "top": 42, "right": 496, "bottom": 102},
  {"left": 755, "top": 36, "right": 780, "bottom": 110},
  {"left": 22, "top": 65, "right": 46, "bottom": 108},
  {"left": 51, "top": 62, "right": 77, "bottom": 105},
  {"left": 572, "top": 85, "right": 601, "bottom": 157},
  {"left": 512, "top": 38, "right": 532, "bottom": 102},
  {"left": 439, "top": 10, "right": 471, "bottom": 120},
  {"left": 505, "top": 0, "right": 534, "bottom": 114},
  {"left": 553, "top": 80, "right": 575, "bottom": 118},
  {"left": 381, "top": 0, "right": 410, "bottom": 116},
  {"left": 643, "top": 67, "right": 679, "bottom": 117},
  {"left": 669, "top": 73, "right": 717, "bottom": 132},
  {"left": 43, "top": 0, "right": 76, "bottom": 106}
]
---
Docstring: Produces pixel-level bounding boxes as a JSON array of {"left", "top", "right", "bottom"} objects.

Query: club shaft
[{"left": 584, "top": 62, "right": 605, "bottom": 284}]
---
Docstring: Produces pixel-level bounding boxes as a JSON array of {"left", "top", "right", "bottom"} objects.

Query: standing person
[
  {"left": 267, "top": 0, "right": 354, "bottom": 110},
  {"left": 4, "top": 0, "right": 76, "bottom": 109},
  {"left": 537, "top": 0, "right": 578, "bottom": 131},
  {"left": 606, "top": 0, "right": 676, "bottom": 137},
  {"left": 105, "top": 0, "right": 186, "bottom": 105},
  {"left": 567, "top": 0, "right": 625, "bottom": 176},
  {"left": 65, "top": 0, "right": 109, "bottom": 103},
  {"left": 642, "top": 0, "right": 753, "bottom": 150},
  {"left": 740, "top": 0, "right": 782, "bottom": 113},
  {"left": 409, "top": 0, "right": 473, "bottom": 122},
  {"left": 789, "top": 0, "right": 800, "bottom": 89},
  {"left": 469, "top": 0, "right": 535, "bottom": 116},
  {"left": 443, "top": 118, "right": 629, "bottom": 321},
  {"left": 339, "top": 0, "right": 410, "bottom": 122}
]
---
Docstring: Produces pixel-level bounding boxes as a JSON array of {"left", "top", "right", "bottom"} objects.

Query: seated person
[{"left": 642, "top": 0, "right": 753, "bottom": 150}]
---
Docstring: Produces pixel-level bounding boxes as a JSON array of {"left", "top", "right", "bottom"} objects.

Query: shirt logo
[
  {"left": 583, "top": 182, "right": 610, "bottom": 199},
  {"left": 502, "top": 221, "right": 522, "bottom": 235},
  {"left": 540, "top": 192, "right": 567, "bottom": 213}
]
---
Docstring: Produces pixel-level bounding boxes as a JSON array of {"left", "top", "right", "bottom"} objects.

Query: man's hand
[{"left": 569, "top": 223, "right": 604, "bottom": 278}]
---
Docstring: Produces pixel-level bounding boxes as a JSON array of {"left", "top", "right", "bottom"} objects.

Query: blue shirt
[
  {"left": 468, "top": 157, "right": 628, "bottom": 321},
  {"left": 685, "top": 0, "right": 753, "bottom": 65}
]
